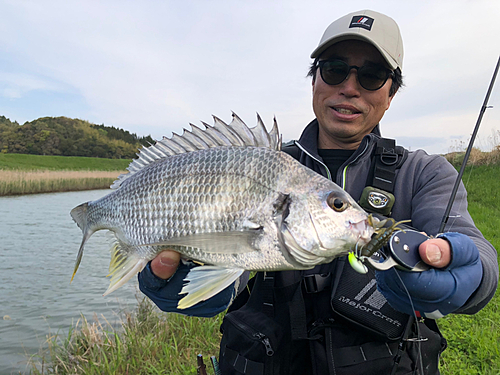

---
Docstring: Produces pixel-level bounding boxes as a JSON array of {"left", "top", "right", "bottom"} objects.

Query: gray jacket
[{"left": 291, "top": 119, "right": 498, "bottom": 314}]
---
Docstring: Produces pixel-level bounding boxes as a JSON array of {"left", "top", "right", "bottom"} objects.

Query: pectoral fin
[
  {"left": 178, "top": 266, "right": 244, "bottom": 309},
  {"left": 140, "top": 230, "right": 262, "bottom": 254}
]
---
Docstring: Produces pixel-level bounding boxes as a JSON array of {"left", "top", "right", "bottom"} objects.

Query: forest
[{"left": 0, "top": 115, "right": 154, "bottom": 159}]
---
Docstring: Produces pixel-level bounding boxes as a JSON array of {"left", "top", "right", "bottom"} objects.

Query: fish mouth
[
  {"left": 348, "top": 218, "right": 374, "bottom": 246},
  {"left": 280, "top": 214, "right": 375, "bottom": 268}
]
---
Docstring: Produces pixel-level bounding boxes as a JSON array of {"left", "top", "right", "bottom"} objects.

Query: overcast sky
[{"left": 1, "top": 0, "right": 499, "bottom": 155}]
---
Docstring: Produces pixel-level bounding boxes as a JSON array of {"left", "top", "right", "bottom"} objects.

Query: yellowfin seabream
[{"left": 70, "top": 114, "right": 375, "bottom": 309}]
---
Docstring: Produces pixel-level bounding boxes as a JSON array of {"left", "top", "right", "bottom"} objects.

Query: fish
[{"left": 70, "top": 113, "right": 374, "bottom": 309}]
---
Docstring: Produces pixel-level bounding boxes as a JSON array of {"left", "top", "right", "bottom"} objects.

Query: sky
[{"left": 1, "top": 0, "right": 499, "bottom": 155}]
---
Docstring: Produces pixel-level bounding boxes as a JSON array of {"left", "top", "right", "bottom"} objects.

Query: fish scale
[
  {"left": 103, "top": 147, "right": 281, "bottom": 242},
  {"left": 70, "top": 114, "right": 374, "bottom": 309}
]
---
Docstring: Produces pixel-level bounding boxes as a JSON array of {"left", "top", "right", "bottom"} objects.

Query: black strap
[
  {"left": 332, "top": 339, "right": 399, "bottom": 367},
  {"left": 370, "top": 138, "right": 407, "bottom": 194},
  {"left": 261, "top": 272, "right": 275, "bottom": 318},
  {"left": 226, "top": 274, "right": 256, "bottom": 314},
  {"left": 273, "top": 275, "right": 309, "bottom": 340},
  {"left": 289, "top": 285, "right": 308, "bottom": 340},
  {"left": 222, "top": 346, "right": 264, "bottom": 375}
]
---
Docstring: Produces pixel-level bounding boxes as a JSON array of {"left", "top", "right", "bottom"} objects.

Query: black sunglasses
[{"left": 317, "top": 59, "right": 394, "bottom": 91}]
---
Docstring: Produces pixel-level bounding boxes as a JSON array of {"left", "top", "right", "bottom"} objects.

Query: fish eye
[{"left": 327, "top": 193, "right": 348, "bottom": 212}]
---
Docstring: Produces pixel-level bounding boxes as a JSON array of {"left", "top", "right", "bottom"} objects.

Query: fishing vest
[{"left": 218, "top": 138, "right": 446, "bottom": 375}]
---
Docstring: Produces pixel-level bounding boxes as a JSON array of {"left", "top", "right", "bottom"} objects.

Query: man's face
[{"left": 312, "top": 40, "right": 395, "bottom": 149}]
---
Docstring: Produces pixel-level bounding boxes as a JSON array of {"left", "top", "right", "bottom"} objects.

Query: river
[{"left": 0, "top": 190, "right": 139, "bottom": 374}]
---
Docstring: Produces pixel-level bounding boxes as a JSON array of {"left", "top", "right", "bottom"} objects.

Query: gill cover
[{"left": 281, "top": 189, "right": 372, "bottom": 266}]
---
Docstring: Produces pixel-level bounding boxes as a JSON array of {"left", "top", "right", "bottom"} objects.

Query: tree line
[{"left": 0, "top": 116, "right": 154, "bottom": 159}]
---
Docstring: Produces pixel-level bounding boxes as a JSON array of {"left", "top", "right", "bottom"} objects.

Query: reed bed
[{"left": 0, "top": 170, "right": 124, "bottom": 196}]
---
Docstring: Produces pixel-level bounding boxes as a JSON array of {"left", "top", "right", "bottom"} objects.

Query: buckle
[
  {"left": 303, "top": 273, "right": 332, "bottom": 293},
  {"left": 380, "top": 151, "right": 398, "bottom": 166}
]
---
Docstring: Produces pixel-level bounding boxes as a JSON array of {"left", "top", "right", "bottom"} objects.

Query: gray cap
[{"left": 311, "top": 10, "right": 404, "bottom": 71}]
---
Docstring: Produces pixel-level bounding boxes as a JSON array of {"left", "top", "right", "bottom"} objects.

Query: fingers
[
  {"left": 419, "top": 238, "right": 451, "bottom": 268},
  {"left": 150, "top": 250, "right": 181, "bottom": 280}
]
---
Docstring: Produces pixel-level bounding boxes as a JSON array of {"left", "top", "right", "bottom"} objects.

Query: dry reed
[
  {"left": 445, "top": 147, "right": 500, "bottom": 167},
  {"left": 0, "top": 170, "right": 125, "bottom": 196}
]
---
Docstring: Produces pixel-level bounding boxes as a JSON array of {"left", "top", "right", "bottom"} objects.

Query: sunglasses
[{"left": 317, "top": 59, "right": 394, "bottom": 91}]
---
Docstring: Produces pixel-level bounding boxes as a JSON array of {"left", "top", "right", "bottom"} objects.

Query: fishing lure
[
  {"left": 361, "top": 216, "right": 411, "bottom": 258},
  {"left": 349, "top": 215, "right": 411, "bottom": 274}
]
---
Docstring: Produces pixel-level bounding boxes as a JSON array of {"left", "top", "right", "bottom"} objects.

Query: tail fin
[
  {"left": 70, "top": 203, "right": 93, "bottom": 282},
  {"left": 71, "top": 202, "right": 88, "bottom": 230}
]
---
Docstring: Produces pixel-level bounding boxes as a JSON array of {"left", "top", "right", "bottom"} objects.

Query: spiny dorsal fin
[{"left": 111, "top": 113, "right": 281, "bottom": 189}]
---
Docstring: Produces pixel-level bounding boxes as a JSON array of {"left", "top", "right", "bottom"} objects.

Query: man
[{"left": 138, "top": 10, "right": 498, "bottom": 374}]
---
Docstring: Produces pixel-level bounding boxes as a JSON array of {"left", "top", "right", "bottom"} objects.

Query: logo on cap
[{"left": 349, "top": 16, "right": 374, "bottom": 31}]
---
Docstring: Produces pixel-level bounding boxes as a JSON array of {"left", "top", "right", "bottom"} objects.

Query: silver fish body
[{"left": 71, "top": 114, "right": 374, "bottom": 308}]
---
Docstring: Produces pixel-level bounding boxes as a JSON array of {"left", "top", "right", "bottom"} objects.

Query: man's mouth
[{"left": 333, "top": 106, "right": 361, "bottom": 115}]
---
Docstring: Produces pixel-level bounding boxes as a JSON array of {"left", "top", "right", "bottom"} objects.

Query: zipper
[
  {"left": 339, "top": 141, "right": 370, "bottom": 190},
  {"left": 294, "top": 141, "right": 332, "bottom": 181},
  {"left": 295, "top": 139, "right": 371, "bottom": 189},
  {"left": 254, "top": 333, "right": 275, "bottom": 356},
  {"left": 225, "top": 314, "right": 275, "bottom": 356}
]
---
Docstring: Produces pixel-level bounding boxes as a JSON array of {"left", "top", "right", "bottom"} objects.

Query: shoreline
[{"left": 0, "top": 170, "right": 124, "bottom": 196}]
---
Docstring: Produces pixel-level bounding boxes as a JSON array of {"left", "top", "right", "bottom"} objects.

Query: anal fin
[{"left": 178, "top": 266, "right": 244, "bottom": 309}]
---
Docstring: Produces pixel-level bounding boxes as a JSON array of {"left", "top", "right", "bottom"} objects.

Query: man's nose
[{"left": 339, "top": 69, "right": 362, "bottom": 96}]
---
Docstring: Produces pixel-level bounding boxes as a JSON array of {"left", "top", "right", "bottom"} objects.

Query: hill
[{"left": 0, "top": 115, "right": 153, "bottom": 159}]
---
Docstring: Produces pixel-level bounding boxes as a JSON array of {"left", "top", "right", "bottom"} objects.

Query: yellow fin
[
  {"left": 103, "top": 242, "right": 148, "bottom": 296},
  {"left": 178, "top": 266, "right": 244, "bottom": 309}
]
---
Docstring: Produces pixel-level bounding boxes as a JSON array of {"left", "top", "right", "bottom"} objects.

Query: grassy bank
[
  {"left": 29, "top": 297, "right": 222, "bottom": 375},
  {"left": 0, "top": 153, "right": 129, "bottom": 196},
  {"left": 27, "top": 164, "right": 500, "bottom": 374},
  {"left": 437, "top": 164, "right": 500, "bottom": 374},
  {"left": 0, "top": 153, "right": 131, "bottom": 171}
]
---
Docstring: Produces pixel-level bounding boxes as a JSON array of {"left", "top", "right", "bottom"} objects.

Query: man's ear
[
  {"left": 386, "top": 93, "right": 395, "bottom": 111},
  {"left": 386, "top": 81, "right": 399, "bottom": 110}
]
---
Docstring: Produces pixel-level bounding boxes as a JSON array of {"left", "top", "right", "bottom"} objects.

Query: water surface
[{"left": 0, "top": 190, "right": 138, "bottom": 374}]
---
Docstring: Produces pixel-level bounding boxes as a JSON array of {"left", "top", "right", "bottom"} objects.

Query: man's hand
[
  {"left": 138, "top": 249, "right": 244, "bottom": 317},
  {"left": 419, "top": 238, "right": 451, "bottom": 268},
  {"left": 376, "top": 232, "right": 482, "bottom": 319},
  {"left": 150, "top": 250, "right": 181, "bottom": 280}
]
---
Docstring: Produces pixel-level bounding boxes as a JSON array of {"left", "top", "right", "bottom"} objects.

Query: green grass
[
  {"left": 27, "top": 164, "right": 500, "bottom": 374},
  {"left": 28, "top": 297, "right": 223, "bottom": 375},
  {"left": 438, "top": 164, "right": 500, "bottom": 374},
  {"left": 0, "top": 153, "right": 132, "bottom": 171}
]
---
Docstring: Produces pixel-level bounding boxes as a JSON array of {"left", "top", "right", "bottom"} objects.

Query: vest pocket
[{"left": 219, "top": 309, "right": 282, "bottom": 375}]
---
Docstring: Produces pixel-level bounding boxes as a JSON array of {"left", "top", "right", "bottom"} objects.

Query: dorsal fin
[{"left": 111, "top": 113, "right": 281, "bottom": 189}]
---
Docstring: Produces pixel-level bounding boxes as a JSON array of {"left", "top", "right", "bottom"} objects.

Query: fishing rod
[
  {"left": 439, "top": 55, "right": 500, "bottom": 233},
  {"left": 361, "top": 56, "right": 500, "bottom": 273}
]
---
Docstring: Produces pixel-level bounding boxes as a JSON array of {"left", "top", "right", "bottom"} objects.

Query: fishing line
[
  {"left": 392, "top": 268, "right": 424, "bottom": 375},
  {"left": 445, "top": 162, "right": 475, "bottom": 233}
]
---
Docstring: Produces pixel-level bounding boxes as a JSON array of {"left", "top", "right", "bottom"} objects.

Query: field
[
  {"left": 0, "top": 154, "right": 129, "bottom": 196},
  {"left": 0, "top": 153, "right": 131, "bottom": 171},
  {"left": 24, "top": 163, "right": 500, "bottom": 374},
  {"left": 438, "top": 165, "right": 500, "bottom": 374}
]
